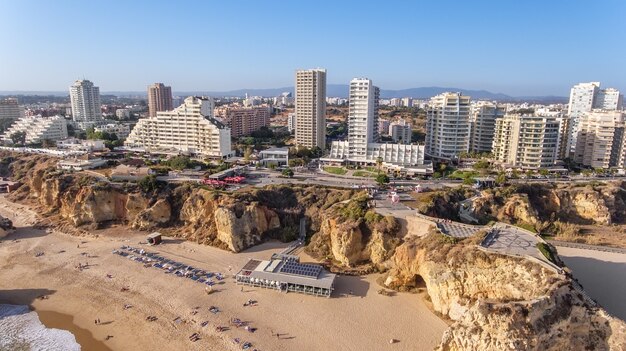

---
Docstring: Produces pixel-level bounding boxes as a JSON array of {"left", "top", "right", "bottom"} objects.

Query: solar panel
[{"left": 279, "top": 261, "right": 322, "bottom": 278}]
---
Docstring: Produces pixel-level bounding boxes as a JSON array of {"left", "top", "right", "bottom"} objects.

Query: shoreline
[
  {"left": 0, "top": 195, "right": 448, "bottom": 351},
  {"left": 36, "top": 310, "right": 112, "bottom": 351}
]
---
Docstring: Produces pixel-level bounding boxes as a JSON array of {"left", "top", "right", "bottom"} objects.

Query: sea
[{"left": 0, "top": 304, "right": 80, "bottom": 351}]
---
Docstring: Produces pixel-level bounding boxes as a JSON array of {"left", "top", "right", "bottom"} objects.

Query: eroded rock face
[
  {"left": 214, "top": 203, "right": 280, "bottom": 252},
  {"left": 468, "top": 183, "right": 626, "bottom": 226},
  {"left": 131, "top": 199, "right": 171, "bottom": 230},
  {"left": 386, "top": 235, "right": 626, "bottom": 351}
]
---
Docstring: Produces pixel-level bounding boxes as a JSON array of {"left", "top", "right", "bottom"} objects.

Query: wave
[{"left": 0, "top": 304, "right": 80, "bottom": 351}]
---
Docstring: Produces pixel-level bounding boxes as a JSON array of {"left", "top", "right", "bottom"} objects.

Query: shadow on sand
[
  {"left": 559, "top": 254, "right": 626, "bottom": 321},
  {"left": 0, "top": 288, "right": 57, "bottom": 313},
  {"left": 1, "top": 226, "right": 48, "bottom": 241},
  {"left": 333, "top": 275, "right": 370, "bottom": 297}
]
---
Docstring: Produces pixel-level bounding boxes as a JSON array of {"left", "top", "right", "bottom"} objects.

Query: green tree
[
  {"left": 376, "top": 157, "right": 383, "bottom": 174},
  {"left": 472, "top": 160, "right": 490, "bottom": 170},
  {"left": 375, "top": 173, "right": 390, "bottom": 186},
  {"left": 42, "top": 139, "right": 56, "bottom": 148},
  {"left": 138, "top": 175, "right": 161, "bottom": 193},
  {"left": 495, "top": 172, "right": 507, "bottom": 185},
  {"left": 539, "top": 169, "right": 550, "bottom": 177},
  {"left": 165, "top": 156, "right": 193, "bottom": 170},
  {"left": 281, "top": 167, "right": 294, "bottom": 178},
  {"left": 10, "top": 131, "right": 26, "bottom": 146}
]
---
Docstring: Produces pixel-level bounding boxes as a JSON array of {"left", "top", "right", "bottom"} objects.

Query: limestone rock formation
[{"left": 385, "top": 234, "right": 626, "bottom": 351}]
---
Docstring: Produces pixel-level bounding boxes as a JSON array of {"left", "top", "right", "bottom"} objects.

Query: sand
[
  {"left": 0, "top": 195, "right": 447, "bottom": 351},
  {"left": 557, "top": 246, "right": 626, "bottom": 321}
]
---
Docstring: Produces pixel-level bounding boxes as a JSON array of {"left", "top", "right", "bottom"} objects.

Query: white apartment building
[
  {"left": 295, "top": 68, "right": 326, "bottom": 149},
  {"left": 425, "top": 92, "right": 471, "bottom": 159},
  {"left": 492, "top": 114, "right": 560, "bottom": 169},
  {"left": 0, "top": 98, "right": 24, "bottom": 120},
  {"left": 378, "top": 119, "right": 390, "bottom": 136},
  {"left": 347, "top": 78, "right": 379, "bottom": 159},
  {"left": 574, "top": 110, "right": 625, "bottom": 169},
  {"left": 469, "top": 102, "right": 506, "bottom": 154},
  {"left": 1, "top": 115, "right": 68, "bottom": 145},
  {"left": 125, "top": 96, "right": 233, "bottom": 158},
  {"left": 94, "top": 123, "right": 131, "bottom": 139},
  {"left": 389, "top": 120, "right": 411, "bottom": 144},
  {"left": 401, "top": 97, "right": 413, "bottom": 108},
  {"left": 287, "top": 113, "right": 297, "bottom": 133},
  {"left": 115, "top": 108, "right": 130, "bottom": 119},
  {"left": 69, "top": 80, "right": 102, "bottom": 129},
  {"left": 566, "top": 82, "right": 623, "bottom": 156},
  {"left": 327, "top": 141, "right": 427, "bottom": 167}
]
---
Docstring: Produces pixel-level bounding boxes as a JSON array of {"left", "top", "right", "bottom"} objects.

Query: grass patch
[
  {"left": 515, "top": 222, "right": 537, "bottom": 233},
  {"left": 323, "top": 166, "right": 348, "bottom": 175},
  {"left": 536, "top": 242, "right": 557, "bottom": 264},
  {"left": 353, "top": 170, "right": 376, "bottom": 177}
]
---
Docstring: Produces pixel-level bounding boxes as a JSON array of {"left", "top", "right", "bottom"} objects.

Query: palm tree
[{"left": 376, "top": 157, "right": 383, "bottom": 174}]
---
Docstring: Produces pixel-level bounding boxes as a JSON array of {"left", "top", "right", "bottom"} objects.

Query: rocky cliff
[
  {"left": 470, "top": 182, "right": 626, "bottom": 226},
  {"left": 4, "top": 154, "right": 357, "bottom": 253},
  {"left": 306, "top": 194, "right": 401, "bottom": 270},
  {"left": 385, "top": 233, "right": 626, "bottom": 351}
]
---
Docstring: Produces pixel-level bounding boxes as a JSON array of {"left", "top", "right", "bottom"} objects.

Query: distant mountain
[{"left": 1, "top": 86, "right": 567, "bottom": 103}]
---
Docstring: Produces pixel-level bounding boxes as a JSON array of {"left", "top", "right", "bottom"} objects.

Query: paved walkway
[
  {"left": 548, "top": 240, "right": 626, "bottom": 254},
  {"left": 482, "top": 223, "right": 545, "bottom": 263},
  {"left": 437, "top": 221, "right": 484, "bottom": 238}
]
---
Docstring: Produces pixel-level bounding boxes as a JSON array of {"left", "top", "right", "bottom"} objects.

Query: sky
[{"left": 0, "top": 0, "right": 625, "bottom": 96}]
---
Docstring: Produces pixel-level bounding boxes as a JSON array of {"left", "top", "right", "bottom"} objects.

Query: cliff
[
  {"left": 306, "top": 194, "right": 401, "bottom": 270},
  {"left": 4, "top": 154, "right": 357, "bottom": 253},
  {"left": 385, "top": 233, "right": 626, "bottom": 351}
]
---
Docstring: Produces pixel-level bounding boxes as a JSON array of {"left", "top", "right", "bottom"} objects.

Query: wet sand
[
  {"left": 557, "top": 246, "right": 626, "bottom": 321},
  {"left": 37, "top": 310, "right": 112, "bottom": 351}
]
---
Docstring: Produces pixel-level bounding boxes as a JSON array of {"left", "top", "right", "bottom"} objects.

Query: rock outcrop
[
  {"left": 0, "top": 215, "right": 14, "bottom": 238},
  {"left": 306, "top": 195, "right": 400, "bottom": 268},
  {"left": 385, "top": 233, "right": 626, "bottom": 351}
]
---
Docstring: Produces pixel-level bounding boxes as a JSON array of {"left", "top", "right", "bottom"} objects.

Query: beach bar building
[{"left": 235, "top": 255, "right": 336, "bottom": 298}]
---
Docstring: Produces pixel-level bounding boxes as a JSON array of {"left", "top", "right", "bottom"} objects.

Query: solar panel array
[{"left": 279, "top": 260, "right": 322, "bottom": 278}]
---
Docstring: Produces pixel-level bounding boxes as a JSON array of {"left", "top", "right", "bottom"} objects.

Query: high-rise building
[
  {"left": 574, "top": 110, "right": 625, "bottom": 169},
  {"left": 125, "top": 96, "right": 233, "bottom": 158},
  {"left": 594, "top": 88, "right": 623, "bottom": 110},
  {"left": 492, "top": 114, "right": 560, "bottom": 169},
  {"left": 295, "top": 68, "right": 326, "bottom": 150},
  {"left": 147, "top": 83, "right": 173, "bottom": 117},
  {"left": 217, "top": 106, "right": 270, "bottom": 137},
  {"left": 566, "top": 82, "right": 623, "bottom": 157},
  {"left": 287, "top": 113, "right": 297, "bottom": 133},
  {"left": 347, "top": 78, "right": 379, "bottom": 158},
  {"left": 469, "top": 102, "right": 506, "bottom": 154},
  {"left": 0, "top": 98, "right": 24, "bottom": 120},
  {"left": 69, "top": 79, "right": 102, "bottom": 128},
  {"left": 389, "top": 120, "right": 411, "bottom": 144},
  {"left": 1, "top": 115, "right": 68, "bottom": 144},
  {"left": 425, "top": 92, "right": 471, "bottom": 159},
  {"left": 378, "top": 119, "right": 390, "bottom": 136},
  {"left": 401, "top": 97, "right": 413, "bottom": 108}
]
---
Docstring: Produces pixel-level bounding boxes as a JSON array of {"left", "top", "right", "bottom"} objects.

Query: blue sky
[{"left": 0, "top": 0, "right": 624, "bottom": 96}]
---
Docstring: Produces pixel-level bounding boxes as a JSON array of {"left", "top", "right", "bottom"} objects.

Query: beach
[
  {"left": 557, "top": 246, "right": 626, "bottom": 321},
  {"left": 0, "top": 195, "right": 448, "bottom": 351}
]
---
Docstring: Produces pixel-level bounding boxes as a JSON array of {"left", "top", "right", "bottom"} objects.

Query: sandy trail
[{"left": 0, "top": 195, "right": 447, "bottom": 351}]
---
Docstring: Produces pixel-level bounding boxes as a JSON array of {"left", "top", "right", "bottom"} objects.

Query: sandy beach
[
  {"left": 0, "top": 195, "right": 447, "bottom": 351},
  {"left": 557, "top": 246, "right": 626, "bottom": 321}
]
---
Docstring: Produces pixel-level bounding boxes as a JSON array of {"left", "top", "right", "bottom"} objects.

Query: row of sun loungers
[{"left": 111, "top": 246, "right": 224, "bottom": 286}]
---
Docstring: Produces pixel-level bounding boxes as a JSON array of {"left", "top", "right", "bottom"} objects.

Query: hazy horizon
[{"left": 1, "top": 0, "right": 624, "bottom": 96}]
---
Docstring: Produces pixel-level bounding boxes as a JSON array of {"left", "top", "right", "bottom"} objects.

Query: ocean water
[{"left": 0, "top": 304, "right": 80, "bottom": 351}]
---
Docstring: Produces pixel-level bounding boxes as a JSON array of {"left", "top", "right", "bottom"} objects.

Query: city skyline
[{"left": 1, "top": 0, "right": 625, "bottom": 96}]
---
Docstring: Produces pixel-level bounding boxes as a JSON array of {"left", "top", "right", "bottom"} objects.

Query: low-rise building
[
  {"left": 94, "top": 123, "right": 131, "bottom": 139},
  {"left": 110, "top": 164, "right": 153, "bottom": 182},
  {"left": 57, "top": 138, "right": 106, "bottom": 151},
  {"left": 259, "top": 147, "right": 289, "bottom": 167},
  {"left": 325, "top": 141, "right": 431, "bottom": 173},
  {"left": 125, "top": 96, "right": 233, "bottom": 159},
  {"left": 1, "top": 115, "right": 68, "bottom": 145},
  {"left": 57, "top": 155, "right": 107, "bottom": 171}
]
